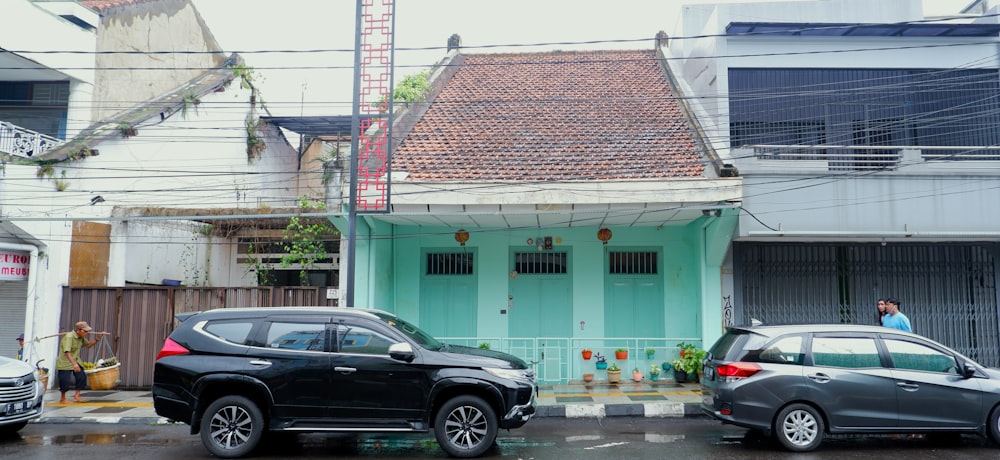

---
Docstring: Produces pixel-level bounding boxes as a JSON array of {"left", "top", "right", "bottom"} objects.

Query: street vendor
[{"left": 56, "top": 321, "right": 104, "bottom": 404}]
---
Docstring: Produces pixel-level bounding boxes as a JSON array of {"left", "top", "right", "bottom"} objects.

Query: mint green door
[
  {"left": 508, "top": 250, "right": 572, "bottom": 338},
  {"left": 419, "top": 251, "right": 477, "bottom": 337},
  {"left": 605, "top": 250, "right": 664, "bottom": 337}
]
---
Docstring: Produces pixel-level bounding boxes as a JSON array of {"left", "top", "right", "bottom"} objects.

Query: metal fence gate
[{"left": 733, "top": 242, "right": 1000, "bottom": 367}]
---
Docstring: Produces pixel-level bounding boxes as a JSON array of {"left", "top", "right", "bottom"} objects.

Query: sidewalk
[{"left": 34, "top": 381, "right": 704, "bottom": 424}]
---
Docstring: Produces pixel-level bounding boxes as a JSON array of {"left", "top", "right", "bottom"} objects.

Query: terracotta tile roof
[{"left": 393, "top": 50, "right": 705, "bottom": 181}]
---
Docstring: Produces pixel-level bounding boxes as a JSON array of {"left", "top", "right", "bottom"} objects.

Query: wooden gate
[{"left": 60, "top": 286, "right": 338, "bottom": 389}]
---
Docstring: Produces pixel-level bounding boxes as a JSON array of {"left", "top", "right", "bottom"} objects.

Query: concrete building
[{"left": 664, "top": 0, "right": 1000, "bottom": 365}]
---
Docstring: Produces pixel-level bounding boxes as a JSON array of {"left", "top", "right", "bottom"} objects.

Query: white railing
[
  {"left": 440, "top": 336, "right": 704, "bottom": 384},
  {"left": 0, "top": 122, "right": 61, "bottom": 158}
]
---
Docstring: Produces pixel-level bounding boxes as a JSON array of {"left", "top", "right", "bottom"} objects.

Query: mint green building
[{"left": 332, "top": 48, "right": 741, "bottom": 383}]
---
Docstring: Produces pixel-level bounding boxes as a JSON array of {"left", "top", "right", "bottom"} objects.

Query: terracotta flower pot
[
  {"left": 632, "top": 371, "right": 642, "bottom": 382},
  {"left": 582, "top": 350, "right": 593, "bottom": 360},
  {"left": 583, "top": 373, "right": 594, "bottom": 383},
  {"left": 615, "top": 350, "right": 628, "bottom": 360}
]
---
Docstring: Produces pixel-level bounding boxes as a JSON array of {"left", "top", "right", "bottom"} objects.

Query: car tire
[
  {"left": 988, "top": 406, "right": 1000, "bottom": 445},
  {"left": 773, "top": 403, "right": 824, "bottom": 452},
  {"left": 199, "top": 395, "right": 265, "bottom": 459},
  {"left": 434, "top": 395, "right": 498, "bottom": 458}
]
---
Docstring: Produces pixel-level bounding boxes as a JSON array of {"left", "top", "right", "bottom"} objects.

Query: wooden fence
[{"left": 59, "top": 286, "right": 338, "bottom": 389}]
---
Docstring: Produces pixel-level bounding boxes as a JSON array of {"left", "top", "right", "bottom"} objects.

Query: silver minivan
[
  {"left": 701, "top": 324, "right": 1000, "bottom": 452},
  {"left": 0, "top": 356, "right": 44, "bottom": 435}
]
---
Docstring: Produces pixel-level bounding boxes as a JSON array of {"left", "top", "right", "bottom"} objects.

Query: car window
[
  {"left": 204, "top": 320, "right": 254, "bottom": 345},
  {"left": 709, "top": 329, "right": 770, "bottom": 361},
  {"left": 811, "top": 337, "right": 881, "bottom": 368},
  {"left": 265, "top": 322, "right": 326, "bottom": 351},
  {"left": 884, "top": 339, "right": 959, "bottom": 374},
  {"left": 756, "top": 335, "right": 804, "bottom": 365},
  {"left": 333, "top": 324, "right": 395, "bottom": 355}
]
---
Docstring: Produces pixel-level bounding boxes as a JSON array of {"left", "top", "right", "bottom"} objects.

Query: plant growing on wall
[
  {"left": 373, "top": 70, "right": 431, "bottom": 112},
  {"left": 180, "top": 92, "right": 201, "bottom": 117},
  {"left": 243, "top": 239, "right": 275, "bottom": 286},
  {"left": 281, "top": 197, "right": 336, "bottom": 286},
  {"left": 118, "top": 122, "right": 138, "bottom": 138},
  {"left": 245, "top": 116, "right": 266, "bottom": 160},
  {"left": 53, "top": 170, "right": 69, "bottom": 191}
]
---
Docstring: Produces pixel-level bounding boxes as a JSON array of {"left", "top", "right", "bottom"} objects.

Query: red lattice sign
[{"left": 356, "top": 0, "right": 393, "bottom": 212}]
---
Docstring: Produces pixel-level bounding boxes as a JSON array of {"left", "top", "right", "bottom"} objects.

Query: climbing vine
[{"left": 281, "top": 197, "right": 336, "bottom": 286}]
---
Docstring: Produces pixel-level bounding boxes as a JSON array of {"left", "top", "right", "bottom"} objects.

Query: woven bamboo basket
[{"left": 85, "top": 363, "right": 121, "bottom": 390}]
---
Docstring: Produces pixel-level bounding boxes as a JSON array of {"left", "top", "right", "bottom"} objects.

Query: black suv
[{"left": 153, "top": 307, "right": 537, "bottom": 458}]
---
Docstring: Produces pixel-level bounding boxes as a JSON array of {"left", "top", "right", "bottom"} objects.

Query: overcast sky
[{"left": 191, "top": 0, "right": 970, "bottom": 118}]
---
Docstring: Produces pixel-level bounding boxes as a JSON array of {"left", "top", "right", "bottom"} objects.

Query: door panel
[
  {"left": 606, "top": 278, "right": 664, "bottom": 337},
  {"left": 808, "top": 336, "right": 897, "bottom": 429},
  {"left": 328, "top": 321, "right": 428, "bottom": 421},
  {"left": 419, "top": 277, "right": 476, "bottom": 338},
  {"left": 251, "top": 320, "right": 330, "bottom": 420},
  {"left": 509, "top": 276, "right": 571, "bottom": 338}
]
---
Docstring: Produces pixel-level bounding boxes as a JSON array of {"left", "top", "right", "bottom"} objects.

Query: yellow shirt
[{"left": 55, "top": 333, "right": 88, "bottom": 371}]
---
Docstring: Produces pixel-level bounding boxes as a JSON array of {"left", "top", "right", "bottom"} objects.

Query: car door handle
[
  {"left": 806, "top": 373, "right": 831, "bottom": 383},
  {"left": 334, "top": 367, "right": 357, "bottom": 374},
  {"left": 897, "top": 382, "right": 919, "bottom": 391},
  {"left": 248, "top": 360, "right": 271, "bottom": 367}
]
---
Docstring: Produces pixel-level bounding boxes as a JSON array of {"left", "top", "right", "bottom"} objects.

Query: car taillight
[
  {"left": 155, "top": 338, "right": 189, "bottom": 360},
  {"left": 716, "top": 362, "right": 762, "bottom": 381}
]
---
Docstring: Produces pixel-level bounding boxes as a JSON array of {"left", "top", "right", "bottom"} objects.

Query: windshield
[{"left": 372, "top": 311, "right": 442, "bottom": 351}]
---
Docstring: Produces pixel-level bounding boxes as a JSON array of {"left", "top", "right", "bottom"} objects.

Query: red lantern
[
  {"left": 597, "top": 228, "right": 612, "bottom": 245},
  {"left": 454, "top": 229, "right": 470, "bottom": 247}
]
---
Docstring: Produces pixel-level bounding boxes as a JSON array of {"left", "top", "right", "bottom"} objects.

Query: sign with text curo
[{"left": 0, "top": 251, "right": 30, "bottom": 280}]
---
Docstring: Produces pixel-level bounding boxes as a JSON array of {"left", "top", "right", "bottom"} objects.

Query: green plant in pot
[
  {"left": 595, "top": 353, "right": 607, "bottom": 370},
  {"left": 672, "top": 342, "right": 706, "bottom": 383},
  {"left": 606, "top": 362, "right": 622, "bottom": 383},
  {"left": 650, "top": 364, "right": 661, "bottom": 381}
]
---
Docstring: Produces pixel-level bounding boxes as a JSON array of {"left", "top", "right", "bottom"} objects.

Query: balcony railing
[
  {"left": 439, "top": 336, "right": 704, "bottom": 384},
  {"left": 753, "top": 144, "right": 1000, "bottom": 172},
  {"left": 0, "top": 122, "right": 61, "bottom": 158}
]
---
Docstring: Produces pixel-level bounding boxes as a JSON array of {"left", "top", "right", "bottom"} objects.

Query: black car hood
[{"left": 437, "top": 344, "right": 530, "bottom": 369}]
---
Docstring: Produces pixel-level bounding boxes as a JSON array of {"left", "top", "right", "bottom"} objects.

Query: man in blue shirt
[{"left": 882, "top": 298, "right": 912, "bottom": 332}]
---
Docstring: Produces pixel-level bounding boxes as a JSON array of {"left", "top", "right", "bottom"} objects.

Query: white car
[{"left": 0, "top": 356, "right": 44, "bottom": 435}]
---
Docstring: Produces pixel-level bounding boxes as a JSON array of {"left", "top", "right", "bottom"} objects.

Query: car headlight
[{"left": 484, "top": 367, "right": 531, "bottom": 381}]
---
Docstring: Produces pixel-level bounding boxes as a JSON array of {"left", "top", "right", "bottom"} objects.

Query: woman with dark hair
[{"left": 876, "top": 298, "right": 887, "bottom": 325}]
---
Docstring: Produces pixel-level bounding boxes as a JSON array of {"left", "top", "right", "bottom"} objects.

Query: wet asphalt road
[{"left": 2, "top": 417, "right": 999, "bottom": 459}]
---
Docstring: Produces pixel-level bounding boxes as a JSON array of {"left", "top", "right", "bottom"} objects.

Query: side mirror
[
  {"left": 962, "top": 363, "right": 977, "bottom": 379},
  {"left": 389, "top": 342, "right": 415, "bottom": 363}
]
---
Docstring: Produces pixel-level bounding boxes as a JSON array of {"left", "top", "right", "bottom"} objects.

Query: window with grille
[
  {"left": 609, "top": 251, "right": 658, "bottom": 274},
  {"left": 426, "top": 253, "right": 474, "bottom": 275},
  {"left": 513, "top": 252, "right": 567, "bottom": 274}
]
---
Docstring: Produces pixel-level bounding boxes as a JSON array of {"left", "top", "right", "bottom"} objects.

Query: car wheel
[
  {"left": 773, "top": 403, "right": 824, "bottom": 452},
  {"left": 434, "top": 395, "right": 498, "bottom": 458},
  {"left": 988, "top": 406, "right": 1000, "bottom": 445},
  {"left": 199, "top": 395, "right": 265, "bottom": 459}
]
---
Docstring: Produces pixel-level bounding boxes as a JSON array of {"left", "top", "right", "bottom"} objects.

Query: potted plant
[
  {"left": 606, "top": 363, "right": 621, "bottom": 383},
  {"left": 650, "top": 365, "right": 661, "bottom": 381},
  {"left": 595, "top": 353, "right": 607, "bottom": 370},
  {"left": 582, "top": 372, "right": 595, "bottom": 383},
  {"left": 631, "top": 367, "right": 643, "bottom": 382},
  {"left": 673, "top": 342, "right": 707, "bottom": 383},
  {"left": 646, "top": 348, "right": 656, "bottom": 359},
  {"left": 661, "top": 361, "right": 671, "bottom": 371},
  {"left": 581, "top": 348, "right": 593, "bottom": 360},
  {"left": 615, "top": 348, "right": 628, "bottom": 360},
  {"left": 478, "top": 342, "right": 491, "bottom": 350}
]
